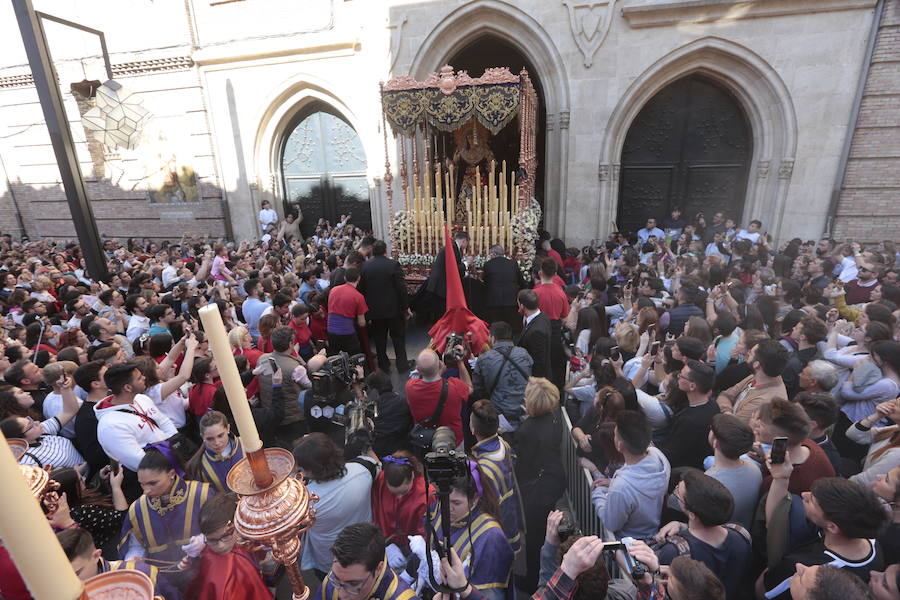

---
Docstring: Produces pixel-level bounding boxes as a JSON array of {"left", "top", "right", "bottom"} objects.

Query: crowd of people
[{"left": 0, "top": 204, "right": 896, "bottom": 600}]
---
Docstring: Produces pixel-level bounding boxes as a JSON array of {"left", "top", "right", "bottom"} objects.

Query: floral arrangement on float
[{"left": 512, "top": 197, "right": 542, "bottom": 279}]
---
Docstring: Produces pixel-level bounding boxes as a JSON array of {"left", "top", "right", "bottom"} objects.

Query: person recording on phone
[
  {"left": 435, "top": 532, "right": 615, "bottom": 600},
  {"left": 752, "top": 399, "right": 835, "bottom": 495},
  {"left": 760, "top": 472, "right": 888, "bottom": 599},
  {"left": 533, "top": 510, "right": 635, "bottom": 600},
  {"left": 0, "top": 364, "right": 83, "bottom": 469}
]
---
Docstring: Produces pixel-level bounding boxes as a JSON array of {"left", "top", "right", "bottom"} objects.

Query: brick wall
[
  {"left": 0, "top": 55, "right": 229, "bottom": 243},
  {"left": 834, "top": 0, "right": 900, "bottom": 242},
  {"left": 2, "top": 180, "right": 227, "bottom": 242}
]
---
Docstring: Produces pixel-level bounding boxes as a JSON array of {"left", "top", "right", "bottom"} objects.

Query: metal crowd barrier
[{"left": 559, "top": 407, "right": 605, "bottom": 538}]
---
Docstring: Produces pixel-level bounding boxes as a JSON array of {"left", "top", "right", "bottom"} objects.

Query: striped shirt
[{"left": 20, "top": 417, "right": 85, "bottom": 468}]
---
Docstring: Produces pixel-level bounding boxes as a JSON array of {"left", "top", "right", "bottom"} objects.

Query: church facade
[{"left": 0, "top": 0, "right": 896, "bottom": 245}]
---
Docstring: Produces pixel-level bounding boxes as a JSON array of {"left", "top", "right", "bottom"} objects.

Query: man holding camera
[{"left": 406, "top": 348, "right": 472, "bottom": 444}]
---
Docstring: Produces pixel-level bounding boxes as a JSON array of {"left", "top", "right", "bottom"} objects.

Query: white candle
[
  {"left": 0, "top": 434, "right": 83, "bottom": 600},
  {"left": 198, "top": 305, "right": 263, "bottom": 453}
]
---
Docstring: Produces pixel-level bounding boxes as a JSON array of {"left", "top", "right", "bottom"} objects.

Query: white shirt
[
  {"left": 259, "top": 208, "right": 278, "bottom": 228},
  {"left": 735, "top": 229, "right": 761, "bottom": 244},
  {"left": 126, "top": 314, "right": 150, "bottom": 342},
  {"left": 637, "top": 227, "right": 665, "bottom": 246},
  {"left": 524, "top": 310, "right": 542, "bottom": 327},
  {"left": 42, "top": 392, "right": 83, "bottom": 439},
  {"left": 19, "top": 417, "right": 85, "bottom": 468},
  {"left": 161, "top": 265, "right": 180, "bottom": 289},
  {"left": 94, "top": 394, "right": 178, "bottom": 472},
  {"left": 145, "top": 382, "right": 188, "bottom": 429},
  {"left": 838, "top": 256, "right": 859, "bottom": 283}
]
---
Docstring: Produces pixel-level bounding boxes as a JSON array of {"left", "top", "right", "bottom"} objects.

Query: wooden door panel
[{"left": 618, "top": 75, "right": 752, "bottom": 236}]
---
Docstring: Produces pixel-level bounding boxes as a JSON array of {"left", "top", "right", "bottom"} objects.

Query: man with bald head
[{"left": 405, "top": 346, "right": 472, "bottom": 444}]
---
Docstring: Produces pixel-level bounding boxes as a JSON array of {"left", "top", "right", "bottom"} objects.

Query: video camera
[
  {"left": 441, "top": 332, "right": 470, "bottom": 366},
  {"left": 307, "top": 351, "right": 366, "bottom": 424},
  {"left": 424, "top": 427, "right": 468, "bottom": 487},
  {"left": 422, "top": 426, "right": 471, "bottom": 594}
]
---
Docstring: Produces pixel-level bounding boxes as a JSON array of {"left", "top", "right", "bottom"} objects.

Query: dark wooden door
[
  {"left": 281, "top": 106, "right": 371, "bottom": 238},
  {"left": 617, "top": 75, "right": 752, "bottom": 236}
]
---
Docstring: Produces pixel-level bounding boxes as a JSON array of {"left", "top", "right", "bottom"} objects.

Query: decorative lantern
[{"left": 81, "top": 80, "right": 151, "bottom": 150}]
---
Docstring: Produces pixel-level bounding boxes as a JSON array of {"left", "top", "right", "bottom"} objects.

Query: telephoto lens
[{"left": 431, "top": 426, "right": 456, "bottom": 453}]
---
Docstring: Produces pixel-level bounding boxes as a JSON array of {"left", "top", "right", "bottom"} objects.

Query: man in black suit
[
  {"left": 515, "top": 289, "right": 551, "bottom": 379},
  {"left": 359, "top": 240, "right": 411, "bottom": 372},
  {"left": 483, "top": 244, "right": 526, "bottom": 333}
]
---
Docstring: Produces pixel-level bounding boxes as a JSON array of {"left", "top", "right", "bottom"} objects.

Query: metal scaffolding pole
[{"left": 12, "top": 0, "right": 109, "bottom": 281}]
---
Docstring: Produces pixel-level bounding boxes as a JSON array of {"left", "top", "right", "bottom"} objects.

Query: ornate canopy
[{"left": 381, "top": 66, "right": 523, "bottom": 135}]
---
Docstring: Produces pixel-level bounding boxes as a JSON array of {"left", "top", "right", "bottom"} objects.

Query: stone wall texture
[{"left": 834, "top": 0, "right": 900, "bottom": 242}]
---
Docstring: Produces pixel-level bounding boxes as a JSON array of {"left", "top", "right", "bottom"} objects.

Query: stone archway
[
  {"left": 409, "top": 0, "right": 571, "bottom": 235},
  {"left": 598, "top": 37, "right": 798, "bottom": 241},
  {"left": 251, "top": 75, "right": 386, "bottom": 239}
]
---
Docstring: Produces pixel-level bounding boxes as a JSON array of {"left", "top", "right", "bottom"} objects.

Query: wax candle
[
  {"left": 0, "top": 434, "right": 83, "bottom": 600},
  {"left": 198, "top": 305, "right": 263, "bottom": 452}
]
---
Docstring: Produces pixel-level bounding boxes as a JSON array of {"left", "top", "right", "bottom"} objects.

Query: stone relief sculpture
[{"left": 562, "top": 0, "right": 617, "bottom": 68}]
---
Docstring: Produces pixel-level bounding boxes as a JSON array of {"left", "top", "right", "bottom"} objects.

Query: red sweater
[{"left": 761, "top": 440, "right": 836, "bottom": 495}]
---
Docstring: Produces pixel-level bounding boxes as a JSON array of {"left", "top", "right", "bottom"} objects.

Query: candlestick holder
[
  {"left": 227, "top": 448, "right": 318, "bottom": 600},
  {"left": 81, "top": 569, "right": 161, "bottom": 600}
]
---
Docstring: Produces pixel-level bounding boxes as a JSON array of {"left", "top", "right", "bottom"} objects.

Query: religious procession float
[{"left": 380, "top": 65, "right": 541, "bottom": 280}]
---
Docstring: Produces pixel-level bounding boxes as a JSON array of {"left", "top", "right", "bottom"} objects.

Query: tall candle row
[{"left": 401, "top": 159, "right": 518, "bottom": 257}]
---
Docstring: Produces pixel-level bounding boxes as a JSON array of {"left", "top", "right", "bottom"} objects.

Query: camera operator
[
  {"left": 429, "top": 464, "right": 513, "bottom": 600},
  {"left": 406, "top": 348, "right": 472, "bottom": 445},
  {"left": 436, "top": 536, "right": 608, "bottom": 600},
  {"left": 536, "top": 511, "right": 635, "bottom": 600},
  {"left": 470, "top": 400, "right": 525, "bottom": 559},
  {"left": 471, "top": 322, "right": 533, "bottom": 434}
]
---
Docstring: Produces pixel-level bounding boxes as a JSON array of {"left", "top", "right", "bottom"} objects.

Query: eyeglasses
[
  {"left": 672, "top": 488, "right": 685, "bottom": 507},
  {"left": 858, "top": 266, "right": 872, "bottom": 273},
  {"left": 22, "top": 417, "right": 38, "bottom": 435},
  {"left": 327, "top": 571, "right": 373, "bottom": 595},
  {"left": 205, "top": 525, "right": 235, "bottom": 546}
]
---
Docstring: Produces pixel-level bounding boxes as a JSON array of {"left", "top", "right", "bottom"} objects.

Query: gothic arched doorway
[
  {"left": 281, "top": 103, "right": 370, "bottom": 238},
  {"left": 445, "top": 36, "right": 546, "bottom": 216},
  {"left": 617, "top": 74, "right": 752, "bottom": 236}
]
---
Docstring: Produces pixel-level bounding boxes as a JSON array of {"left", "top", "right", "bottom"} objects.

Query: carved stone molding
[
  {"left": 562, "top": 0, "right": 617, "bottom": 68},
  {"left": 599, "top": 163, "right": 610, "bottom": 181},
  {"left": 546, "top": 112, "right": 558, "bottom": 132},
  {"left": 757, "top": 160, "right": 770, "bottom": 179},
  {"left": 612, "top": 163, "right": 621, "bottom": 182},
  {"left": 387, "top": 16, "right": 407, "bottom": 72},
  {"left": 0, "top": 56, "right": 194, "bottom": 89},
  {"left": 622, "top": 0, "right": 876, "bottom": 29},
  {"left": 779, "top": 158, "right": 795, "bottom": 179},
  {"left": 559, "top": 111, "right": 571, "bottom": 130}
]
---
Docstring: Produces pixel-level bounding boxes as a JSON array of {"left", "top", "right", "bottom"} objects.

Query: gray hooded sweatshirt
[{"left": 591, "top": 446, "right": 671, "bottom": 538}]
